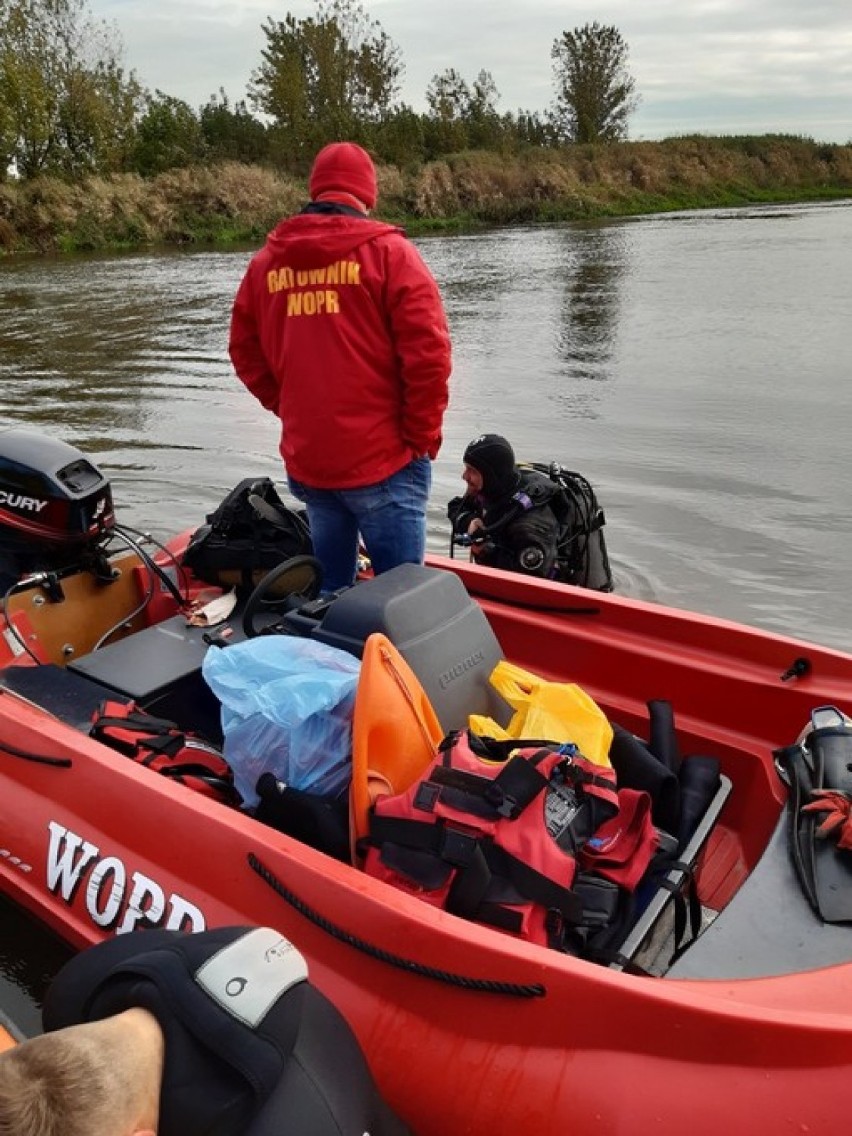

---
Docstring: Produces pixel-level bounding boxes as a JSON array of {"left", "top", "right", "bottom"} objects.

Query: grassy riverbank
[{"left": 1, "top": 135, "right": 850, "bottom": 255}]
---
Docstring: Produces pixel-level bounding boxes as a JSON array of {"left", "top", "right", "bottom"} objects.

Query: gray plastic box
[{"left": 311, "top": 563, "right": 509, "bottom": 732}]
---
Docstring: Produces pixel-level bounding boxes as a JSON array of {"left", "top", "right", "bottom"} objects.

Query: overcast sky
[{"left": 90, "top": 0, "right": 852, "bottom": 143}]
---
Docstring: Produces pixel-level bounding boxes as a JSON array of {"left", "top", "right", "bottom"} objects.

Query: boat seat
[
  {"left": 66, "top": 611, "right": 249, "bottom": 744},
  {"left": 307, "top": 564, "right": 511, "bottom": 733},
  {"left": 667, "top": 807, "right": 852, "bottom": 979},
  {"left": 0, "top": 664, "right": 119, "bottom": 731}
]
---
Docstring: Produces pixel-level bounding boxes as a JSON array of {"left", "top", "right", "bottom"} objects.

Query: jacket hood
[{"left": 265, "top": 214, "right": 403, "bottom": 270}]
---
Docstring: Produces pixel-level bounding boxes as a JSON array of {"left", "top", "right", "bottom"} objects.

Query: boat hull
[{"left": 2, "top": 554, "right": 852, "bottom": 1133}]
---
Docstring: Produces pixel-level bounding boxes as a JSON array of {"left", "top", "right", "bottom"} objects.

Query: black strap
[
  {"left": 445, "top": 841, "right": 493, "bottom": 919},
  {"left": 247, "top": 493, "right": 311, "bottom": 543},
  {"left": 370, "top": 815, "right": 583, "bottom": 924},
  {"left": 91, "top": 714, "right": 185, "bottom": 760},
  {"left": 156, "top": 760, "right": 224, "bottom": 779},
  {"left": 133, "top": 733, "right": 187, "bottom": 762},
  {"left": 481, "top": 840, "right": 582, "bottom": 922},
  {"left": 155, "top": 763, "right": 234, "bottom": 798},
  {"left": 92, "top": 708, "right": 180, "bottom": 736},
  {"left": 658, "top": 859, "right": 703, "bottom": 962},
  {"left": 427, "top": 754, "right": 550, "bottom": 821},
  {"left": 371, "top": 814, "right": 478, "bottom": 862},
  {"left": 441, "top": 731, "right": 558, "bottom": 760},
  {"left": 487, "top": 754, "right": 549, "bottom": 818},
  {"left": 445, "top": 838, "right": 582, "bottom": 931}
]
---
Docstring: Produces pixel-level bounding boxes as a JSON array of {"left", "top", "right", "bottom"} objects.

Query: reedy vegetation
[
  {"left": 0, "top": 0, "right": 850, "bottom": 254},
  {"left": 3, "top": 137, "right": 850, "bottom": 255}
]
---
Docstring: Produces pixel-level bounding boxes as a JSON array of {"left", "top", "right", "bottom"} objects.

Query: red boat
[{"left": 2, "top": 429, "right": 852, "bottom": 1135}]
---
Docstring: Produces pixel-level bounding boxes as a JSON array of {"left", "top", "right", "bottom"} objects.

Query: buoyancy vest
[
  {"left": 364, "top": 730, "right": 619, "bottom": 949},
  {"left": 515, "top": 465, "right": 612, "bottom": 590},
  {"left": 90, "top": 700, "right": 241, "bottom": 807}
]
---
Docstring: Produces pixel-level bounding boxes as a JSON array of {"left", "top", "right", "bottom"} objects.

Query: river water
[{"left": 2, "top": 198, "right": 852, "bottom": 1031}]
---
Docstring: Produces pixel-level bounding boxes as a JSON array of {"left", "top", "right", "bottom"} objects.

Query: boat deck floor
[{"left": 669, "top": 812, "right": 852, "bottom": 979}]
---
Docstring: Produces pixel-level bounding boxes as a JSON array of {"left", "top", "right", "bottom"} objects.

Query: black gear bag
[{"left": 182, "top": 478, "right": 313, "bottom": 593}]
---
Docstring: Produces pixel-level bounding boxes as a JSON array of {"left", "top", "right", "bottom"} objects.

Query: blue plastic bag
[{"left": 201, "top": 637, "right": 361, "bottom": 808}]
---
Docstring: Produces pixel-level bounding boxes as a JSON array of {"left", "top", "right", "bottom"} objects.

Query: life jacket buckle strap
[
  {"left": 413, "top": 780, "right": 441, "bottom": 813},
  {"left": 486, "top": 752, "right": 550, "bottom": 818}
]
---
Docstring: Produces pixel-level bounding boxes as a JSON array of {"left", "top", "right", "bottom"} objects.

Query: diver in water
[{"left": 447, "top": 433, "right": 613, "bottom": 591}]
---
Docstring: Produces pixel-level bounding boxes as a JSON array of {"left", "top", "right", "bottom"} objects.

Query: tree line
[{"left": 0, "top": 0, "right": 638, "bottom": 180}]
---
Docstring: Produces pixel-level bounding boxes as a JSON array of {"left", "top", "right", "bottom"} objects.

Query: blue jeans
[{"left": 288, "top": 457, "right": 432, "bottom": 592}]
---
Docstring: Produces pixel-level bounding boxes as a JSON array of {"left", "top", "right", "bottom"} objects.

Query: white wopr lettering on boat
[
  {"left": 46, "top": 823, "right": 100, "bottom": 898},
  {"left": 195, "top": 928, "right": 309, "bottom": 1028},
  {"left": 118, "top": 872, "right": 167, "bottom": 933},
  {"left": 46, "top": 821, "right": 206, "bottom": 934},
  {"left": 86, "top": 856, "right": 126, "bottom": 926}
]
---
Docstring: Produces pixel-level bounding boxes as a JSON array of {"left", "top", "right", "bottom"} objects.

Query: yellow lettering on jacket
[
  {"left": 267, "top": 266, "right": 295, "bottom": 293},
  {"left": 270, "top": 257, "right": 359, "bottom": 316},
  {"left": 267, "top": 260, "right": 359, "bottom": 294},
  {"left": 286, "top": 290, "right": 340, "bottom": 317}
]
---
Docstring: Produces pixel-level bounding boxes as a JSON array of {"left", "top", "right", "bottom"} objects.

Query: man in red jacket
[{"left": 229, "top": 142, "right": 452, "bottom": 592}]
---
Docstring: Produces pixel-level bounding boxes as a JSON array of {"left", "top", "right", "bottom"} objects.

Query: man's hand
[{"left": 467, "top": 518, "right": 487, "bottom": 558}]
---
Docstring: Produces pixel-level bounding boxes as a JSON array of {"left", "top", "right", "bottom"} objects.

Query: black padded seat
[
  {"left": 0, "top": 664, "right": 118, "bottom": 732},
  {"left": 65, "top": 613, "right": 248, "bottom": 744}
]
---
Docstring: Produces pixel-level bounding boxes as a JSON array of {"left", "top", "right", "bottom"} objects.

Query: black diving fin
[{"left": 777, "top": 706, "right": 852, "bottom": 923}]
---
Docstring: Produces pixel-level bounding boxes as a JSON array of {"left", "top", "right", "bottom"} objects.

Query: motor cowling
[{"left": 0, "top": 428, "right": 115, "bottom": 589}]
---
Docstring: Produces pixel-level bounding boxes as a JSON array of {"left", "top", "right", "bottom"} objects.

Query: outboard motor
[{"left": 0, "top": 429, "right": 115, "bottom": 591}]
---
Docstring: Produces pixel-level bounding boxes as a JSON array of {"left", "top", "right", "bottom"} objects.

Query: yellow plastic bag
[{"left": 469, "top": 660, "right": 613, "bottom": 768}]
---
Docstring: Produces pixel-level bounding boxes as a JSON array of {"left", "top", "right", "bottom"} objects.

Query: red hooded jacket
[{"left": 229, "top": 211, "right": 452, "bottom": 488}]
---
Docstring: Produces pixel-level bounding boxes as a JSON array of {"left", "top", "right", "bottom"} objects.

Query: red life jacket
[
  {"left": 578, "top": 787, "right": 659, "bottom": 890},
  {"left": 364, "top": 730, "right": 619, "bottom": 949},
  {"left": 90, "top": 700, "right": 241, "bottom": 808}
]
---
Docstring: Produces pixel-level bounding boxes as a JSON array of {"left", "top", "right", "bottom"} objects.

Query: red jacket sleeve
[
  {"left": 228, "top": 269, "right": 280, "bottom": 414},
  {"left": 383, "top": 239, "right": 452, "bottom": 458}
]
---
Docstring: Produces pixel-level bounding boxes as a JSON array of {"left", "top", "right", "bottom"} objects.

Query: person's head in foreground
[{"left": 0, "top": 1007, "right": 164, "bottom": 1136}]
